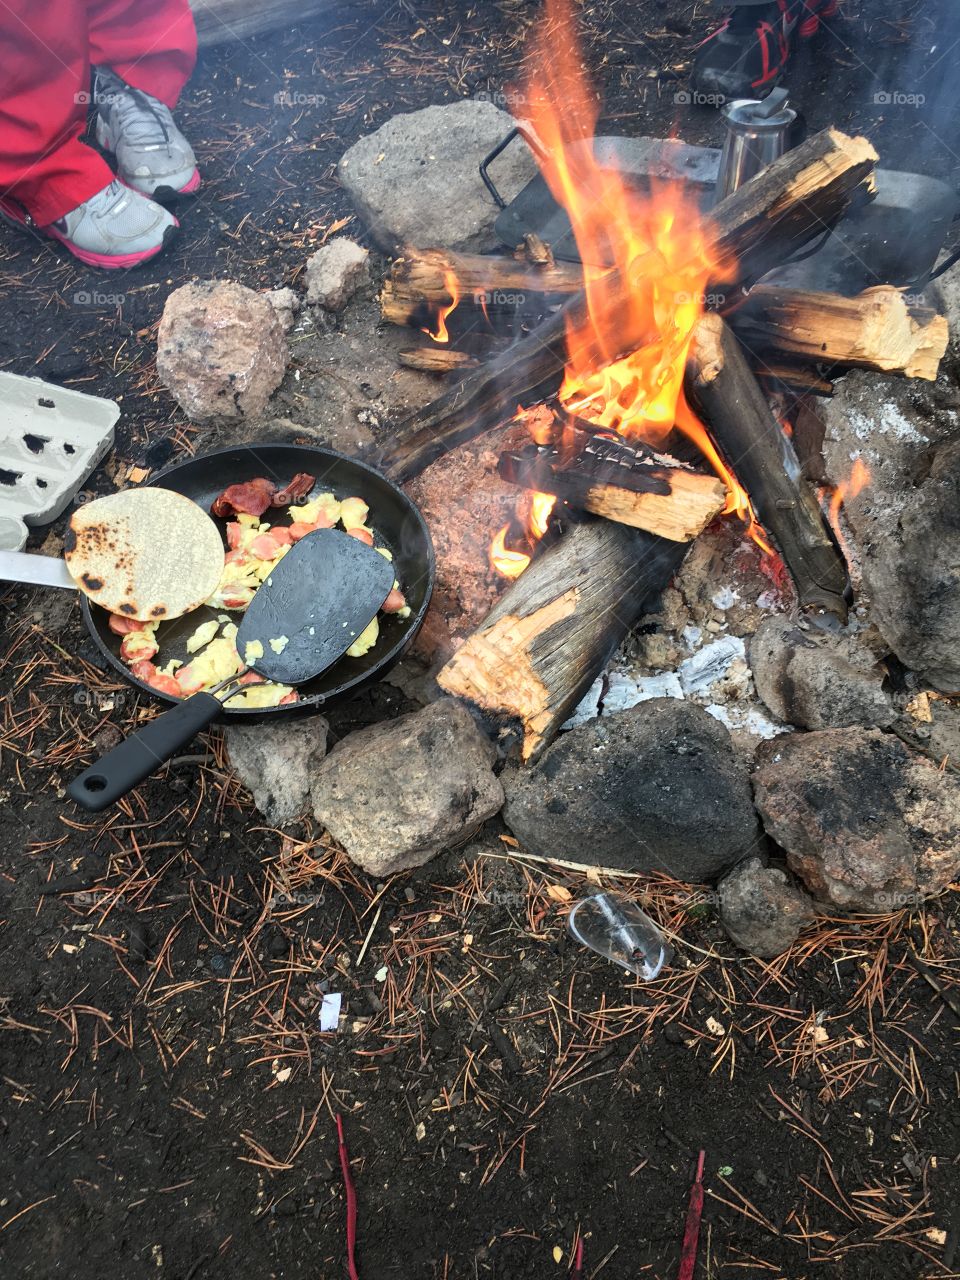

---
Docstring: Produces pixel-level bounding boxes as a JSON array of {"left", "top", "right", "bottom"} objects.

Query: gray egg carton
[{"left": 0, "top": 372, "right": 119, "bottom": 551}]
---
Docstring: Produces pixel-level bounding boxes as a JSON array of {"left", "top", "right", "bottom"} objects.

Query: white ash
[
  {"left": 704, "top": 704, "right": 785, "bottom": 740},
  {"left": 679, "top": 636, "right": 745, "bottom": 693}
]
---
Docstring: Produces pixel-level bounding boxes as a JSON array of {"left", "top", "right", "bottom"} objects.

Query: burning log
[
  {"left": 398, "top": 347, "right": 479, "bottom": 374},
  {"left": 381, "top": 128, "right": 878, "bottom": 482},
  {"left": 382, "top": 247, "right": 582, "bottom": 329},
  {"left": 437, "top": 520, "right": 687, "bottom": 762},
  {"left": 498, "top": 436, "right": 725, "bottom": 541},
  {"left": 685, "top": 312, "right": 849, "bottom": 618},
  {"left": 755, "top": 362, "right": 834, "bottom": 396},
  {"left": 730, "top": 284, "right": 948, "bottom": 380}
]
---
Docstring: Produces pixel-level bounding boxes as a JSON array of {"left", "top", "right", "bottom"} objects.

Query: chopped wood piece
[
  {"left": 755, "top": 361, "right": 834, "bottom": 396},
  {"left": 398, "top": 347, "right": 479, "bottom": 373},
  {"left": 380, "top": 128, "right": 878, "bottom": 482},
  {"left": 685, "top": 312, "right": 849, "bottom": 619},
  {"left": 437, "top": 521, "right": 687, "bottom": 762},
  {"left": 499, "top": 446, "right": 725, "bottom": 541},
  {"left": 381, "top": 247, "right": 583, "bottom": 328},
  {"left": 518, "top": 233, "right": 555, "bottom": 268},
  {"left": 731, "top": 284, "right": 948, "bottom": 380}
]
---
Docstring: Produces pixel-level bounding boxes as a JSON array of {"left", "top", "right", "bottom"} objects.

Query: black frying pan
[{"left": 81, "top": 443, "right": 434, "bottom": 719}]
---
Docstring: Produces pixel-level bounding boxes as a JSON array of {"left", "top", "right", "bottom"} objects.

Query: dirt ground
[{"left": 2, "top": 2, "right": 959, "bottom": 1278}]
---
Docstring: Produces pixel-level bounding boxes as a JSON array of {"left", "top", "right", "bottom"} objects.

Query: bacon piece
[
  {"left": 381, "top": 589, "right": 407, "bottom": 614},
  {"left": 130, "top": 660, "right": 181, "bottom": 698},
  {"left": 345, "top": 527, "right": 374, "bottom": 546},
  {"left": 211, "top": 477, "right": 276, "bottom": 518},
  {"left": 120, "top": 630, "right": 159, "bottom": 662},
  {"left": 273, "top": 473, "right": 315, "bottom": 506},
  {"left": 250, "top": 532, "right": 285, "bottom": 561},
  {"left": 278, "top": 690, "right": 299, "bottom": 705},
  {"left": 226, "top": 521, "right": 244, "bottom": 550},
  {"left": 109, "top": 613, "right": 143, "bottom": 635},
  {"left": 288, "top": 521, "right": 318, "bottom": 541}
]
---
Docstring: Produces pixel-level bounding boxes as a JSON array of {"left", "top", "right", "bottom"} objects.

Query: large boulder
[
  {"left": 225, "top": 717, "right": 328, "bottom": 825},
  {"left": 717, "top": 856, "right": 814, "bottom": 958},
  {"left": 750, "top": 616, "right": 893, "bottom": 730},
  {"left": 502, "top": 700, "right": 760, "bottom": 882},
  {"left": 311, "top": 699, "right": 504, "bottom": 876},
  {"left": 753, "top": 727, "right": 960, "bottom": 912},
  {"left": 337, "top": 100, "right": 537, "bottom": 253},
  {"left": 821, "top": 371, "right": 960, "bottom": 691},
  {"left": 157, "top": 280, "right": 288, "bottom": 421}
]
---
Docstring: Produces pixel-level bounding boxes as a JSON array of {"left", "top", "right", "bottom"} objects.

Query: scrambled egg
[
  {"left": 346, "top": 615, "right": 379, "bottom": 658},
  {"left": 223, "top": 682, "right": 294, "bottom": 710},
  {"left": 186, "top": 619, "right": 220, "bottom": 653},
  {"left": 340, "top": 496, "right": 369, "bottom": 529},
  {"left": 269, "top": 636, "right": 289, "bottom": 654},
  {"left": 293, "top": 492, "right": 341, "bottom": 526},
  {"left": 244, "top": 639, "right": 264, "bottom": 664}
]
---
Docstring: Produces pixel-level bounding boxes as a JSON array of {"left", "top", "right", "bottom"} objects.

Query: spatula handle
[{"left": 67, "top": 692, "right": 222, "bottom": 812}]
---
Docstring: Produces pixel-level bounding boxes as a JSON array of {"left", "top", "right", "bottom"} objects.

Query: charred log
[
  {"left": 498, "top": 442, "right": 725, "bottom": 542},
  {"left": 730, "top": 284, "right": 948, "bottom": 380},
  {"left": 437, "top": 520, "right": 687, "bottom": 762},
  {"left": 685, "top": 312, "right": 849, "bottom": 619}
]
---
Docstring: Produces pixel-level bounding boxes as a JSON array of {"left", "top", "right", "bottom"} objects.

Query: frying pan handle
[
  {"left": 479, "top": 125, "right": 547, "bottom": 209},
  {"left": 67, "top": 692, "right": 222, "bottom": 812}
]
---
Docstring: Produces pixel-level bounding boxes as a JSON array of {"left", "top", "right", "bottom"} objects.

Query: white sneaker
[
  {"left": 44, "top": 180, "right": 179, "bottom": 269},
  {"left": 94, "top": 67, "right": 200, "bottom": 202}
]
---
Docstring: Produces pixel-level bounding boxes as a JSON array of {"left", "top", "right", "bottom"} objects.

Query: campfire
[{"left": 368, "top": 0, "right": 950, "bottom": 765}]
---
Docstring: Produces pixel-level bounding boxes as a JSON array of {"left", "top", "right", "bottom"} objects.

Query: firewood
[
  {"left": 498, "top": 445, "right": 726, "bottom": 541},
  {"left": 685, "top": 312, "right": 848, "bottom": 619},
  {"left": 380, "top": 128, "right": 878, "bottom": 482},
  {"left": 437, "top": 521, "right": 687, "bottom": 762},
  {"left": 381, "top": 247, "right": 583, "bottom": 329},
  {"left": 398, "top": 347, "right": 479, "bottom": 373},
  {"left": 731, "top": 284, "right": 948, "bottom": 380},
  {"left": 755, "top": 361, "right": 834, "bottom": 396}
]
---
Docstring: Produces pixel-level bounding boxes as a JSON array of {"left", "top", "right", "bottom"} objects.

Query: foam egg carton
[{"left": 0, "top": 372, "right": 118, "bottom": 551}]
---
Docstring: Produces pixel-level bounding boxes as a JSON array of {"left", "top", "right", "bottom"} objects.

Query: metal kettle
[{"left": 715, "top": 88, "right": 798, "bottom": 201}]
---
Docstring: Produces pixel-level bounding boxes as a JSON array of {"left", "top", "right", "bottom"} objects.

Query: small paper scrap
[{"left": 319, "top": 992, "right": 342, "bottom": 1031}]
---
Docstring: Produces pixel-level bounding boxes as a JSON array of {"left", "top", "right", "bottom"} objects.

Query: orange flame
[
  {"left": 491, "top": 491, "right": 557, "bottom": 579},
  {"left": 829, "top": 457, "right": 871, "bottom": 523},
  {"left": 422, "top": 269, "right": 460, "bottom": 343},
  {"left": 490, "top": 525, "right": 532, "bottom": 579},
  {"left": 510, "top": 0, "right": 766, "bottom": 551}
]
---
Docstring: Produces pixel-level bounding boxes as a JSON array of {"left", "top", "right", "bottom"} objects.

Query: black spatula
[{"left": 68, "top": 528, "right": 395, "bottom": 812}]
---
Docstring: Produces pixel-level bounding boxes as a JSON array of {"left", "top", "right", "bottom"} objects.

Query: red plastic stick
[
  {"left": 336, "top": 1113, "right": 360, "bottom": 1280},
  {"left": 677, "top": 1149, "right": 705, "bottom": 1280},
  {"left": 571, "top": 1238, "right": 584, "bottom": 1277}
]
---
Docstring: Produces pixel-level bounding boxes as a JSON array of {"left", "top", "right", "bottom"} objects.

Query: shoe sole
[
  {"left": 119, "top": 167, "right": 201, "bottom": 205},
  {"left": 45, "top": 218, "right": 180, "bottom": 270}
]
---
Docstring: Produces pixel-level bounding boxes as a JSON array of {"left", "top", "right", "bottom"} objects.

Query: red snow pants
[{"left": 0, "top": 0, "right": 196, "bottom": 225}]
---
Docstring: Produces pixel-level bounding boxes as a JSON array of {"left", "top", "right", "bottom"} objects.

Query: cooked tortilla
[{"left": 64, "top": 488, "right": 225, "bottom": 622}]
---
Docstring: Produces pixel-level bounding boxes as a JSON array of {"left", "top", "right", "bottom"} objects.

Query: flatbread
[{"left": 64, "top": 488, "right": 225, "bottom": 622}]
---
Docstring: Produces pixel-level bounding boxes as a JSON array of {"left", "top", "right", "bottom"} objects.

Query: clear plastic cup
[{"left": 568, "top": 891, "right": 673, "bottom": 980}]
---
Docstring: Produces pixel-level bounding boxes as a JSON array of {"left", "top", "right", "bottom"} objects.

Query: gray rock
[
  {"left": 305, "top": 238, "right": 370, "bottom": 311},
  {"left": 753, "top": 728, "right": 960, "bottom": 912},
  {"left": 821, "top": 372, "right": 960, "bottom": 691},
  {"left": 337, "top": 100, "right": 537, "bottom": 253},
  {"left": 750, "top": 616, "right": 893, "bottom": 730},
  {"left": 225, "top": 716, "right": 328, "bottom": 825},
  {"left": 264, "top": 287, "right": 301, "bottom": 330},
  {"left": 502, "top": 700, "right": 760, "bottom": 882},
  {"left": 311, "top": 699, "right": 504, "bottom": 876},
  {"left": 157, "top": 280, "right": 288, "bottom": 421},
  {"left": 717, "top": 856, "right": 814, "bottom": 958},
  {"left": 927, "top": 695, "right": 960, "bottom": 763}
]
